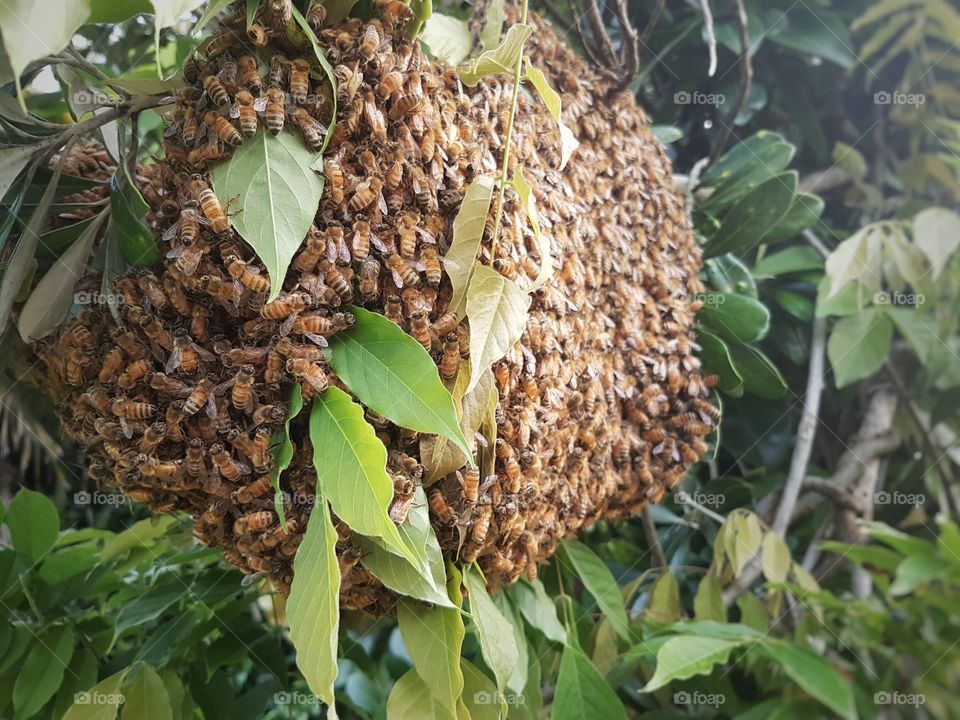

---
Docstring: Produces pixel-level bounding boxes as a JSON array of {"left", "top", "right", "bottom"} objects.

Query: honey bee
[
  {"left": 98, "top": 347, "right": 125, "bottom": 385},
  {"left": 237, "top": 55, "right": 262, "bottom": 93},
  {"left": 138, "top": 456, "right": 182, "bottom": 481},
  {"left": 334, "top": 62, "right": 363, "bottom": 104},
  {"left": 166, "top": 330, "right": 215, "bottom": 374},
  {"left": 430, "top": 313, "right": 457, "bottom": 338},
  {"left": 350, "top": 177, "right": 385, "bottom": 213},
  {"left": 375, "top": 0, "right": 414, "bottom": 28},
  {"left": 233, "top": 475, "right": 274, "bottom": 503},
  {"left": 117, "top": 359, "right": 151, "bottom": 390},
  {"left": 203, "top": 75, "right": 230, "bottom": 106},
  {"left": 137, "top": 421, "right": 168, "bottom": 453},
  {"left": 439, "top": 334, "right": 460, "bottom": 380},
  {"left": 183, "top": 56, "right": 201, "bottom": 85},
  {"left": 268, "top": 53, "right": 287, "bottom": 89},
  {"left": 350, "top": 218, "right": 373, "bottom": 261},
  {"left": 461, "top": 467, "right": 481, "bottom": 505},
  {"left": 265, "top": 87, "right": 286, "bottom": 134},
  {"left": 229, "top": 363, "right": 257, "bottom": 413},
  {"left": 210, "top": 442, "right": 250, "bottom": 481},
  {"left": 324, "top": 156, "right": 345, "bottom": 204},
  {"left": 290, "top": 311, "right": 355, "bottom": 345},
  {"left": 292, "top": 108, "right": 325, "bottom": 151},
  {"left": 199, "top": 275, "right": 241, "bottom": 309},
  {"left": 286, "top": 357, "right": 329, "bottom": 392},
  {"left": 167, "top": 236, "right": 209, "bottom": 277},
  {"left": 384, "top": 294, "right": 404, "bottom": 326},
  {"left": 375, "top": 70, "right": 403, "bottom": 100},
  {"left": 230, "top": 90, "right": 263, "bottom": 137},
  {"left": 318, "top": 260, "right": 354, "bottom": 302},
  {"left": 384, "top": 250, "right": 421, "bottom": 288},
  {"left": 420, "top": 243, "right": 441, "bottom": 287},
  {"left": 226, "top": 255, "right": 270, "bottom": 293},
  {"left": 359, "top": 256, "right": 381, "bottom": 301},
  {"left": 252, "top": 403, "right": 287, "bottom": 427},
  {"left": 363, "top": 93, "right": 388, "bottom": 142},
  {"left": 112, "top": 397, "right": 156, "bottom": 420},
  {"left": 261, "top": 292, "right": 312, "bottom": 336},
  {"left": 358, "top": 24, "right": 381, "bottom": 61},
  {"left": 306, "top": 1, "right": 327, "bottom": 31},
  {"left": 202, "top": 111, "right": 242, "bottom": 147},
  {"left": 289, "top": 58, "right": 311, "bottom": 104},
  {"left": 235, "top": 510, "right": 275, "bottom": 534},
  {"left": 179, "top": 377, "right": 216, "bottom": 419},
  {"left": 203, "top": 32, "right": 236, "bottom": 59},
  {"left": 187, "top": 176, "right": 229, "bottom": 233},
  {"left": 181, "top": 106, "right": 200, "bottom": 145},
  {"left": 408, "top": 313, "right": 431, "bottom": 352}
]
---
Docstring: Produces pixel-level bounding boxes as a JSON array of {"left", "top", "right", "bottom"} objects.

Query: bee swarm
[{"left": 34, "top": 2, "right": 716, "bottom": 613}]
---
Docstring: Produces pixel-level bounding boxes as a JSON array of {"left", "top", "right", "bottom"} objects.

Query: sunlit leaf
[
  {"left": 465, "top": 265, "right": 531, "bottom": 393},
  {"left": 398, "top": 594, "right": 464, "bottom": 715},
  {"left": 643, "top": 636, "right": 746, "bottom": 692},
  {"left": 693, "top": 576, "right": 726, "bottom": 622},
  {"left": 458, "top": 24, "right": 533, "bottom": 85},
  {"left": 0, "top": 144, "right": 37, "bottom": 200},
  {"left": 464, "top": 566, "right": 520, "bottom": 704},
  {"left": 287, "top": 496, "right": 340, "bottom": 720},
  {"left": 523, "top": 59, "right": 578, "bottom": 169},
  {"left": 120, "top": 664, "right": 172, "bottom": 720},
  {"left": 444, "top": 175, "right": 495, "bottom": 317},
  {"left": 290, "top": 5, "right": 338, "bottom": 154},
  {"left": 701, "top": 131, "right": 796, "bottom": 211},
  {"left": 7, "top": 488, "right": 59, "bottom": 562},
  {"left": 554, "top": 645, "right": 628, "bottom": 720},
  {"left": 269, "top": 382, "right": 303, "bottom": 524},
  {"left": 913, "top": 206, "right": 960, "bottom": 279},
  {"left": 63, "top": 667, "right": 130, "bottom": 720},
  {"left": 386, "top": 669, "right": 456, "bottom": 720},
  {"left": 561, "top": 540, "right": 631, "bottom": 641},
  {"left": 148, "top": 0, "right": 206, "bottom": 75},
  {"left": 193, "top": 0, "right": 233, "bottom": 33},
  {"left": 827, "top": 308, "right": 892, "bottom": 388},
  {"left": 754, "top": 641, "right": 855, "bottom": 719},
  {"left": 761, "top": 532, "right": 791, "bottom": 583},
  {"left": 706, "top": 172, "right": 798, "bottom": 257},
  {"left": 508, "top": 578, "right": 567, "bottom": 644},
  {"left": 480, "top": 0, "right": 506, "bottom": 51},
  {"left": 420, "top": 13, "right": 473, "bottom": 65},
  {"left": 510, "top": 166, "right": 552, "bottom": 290},
  {"left": 211, "top": 129, "right": 323, "bottom": 301}
]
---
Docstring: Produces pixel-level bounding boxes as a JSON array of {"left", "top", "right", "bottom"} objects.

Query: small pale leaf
[
  {"left": 523, "top": 59, "right": 579, "bottom": 169},
  {"left": 444, "top": 176, "right": 495, "bottom": 317},
  {"left": 458, "top": 24, "right": 533, "bottom": 85},
  {"left": 420, "top": 13, "right": 473, "bottom": 65}
]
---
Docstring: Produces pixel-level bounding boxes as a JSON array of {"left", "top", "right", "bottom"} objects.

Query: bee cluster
[{"left": 34, "top": 2, "right": 716, "bottom": 611}]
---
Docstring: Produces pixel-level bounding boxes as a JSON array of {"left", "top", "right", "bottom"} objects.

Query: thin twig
[
  {"left": 35, "top": 94, "right": 171, "bottom": 155},
  {"left": 803, "top": 229, "right": 831, "bottom": 258},
  {"left": 699, "top": 0, "right": 717, "bottom": 77},
  {"left": 641, "top": 506, "right": 667, "bottom": 568},
  {"left": 710, "top": 0, "right": 752, "bottom": 162},
  {"left": 637, "top": 0, "right": 667, "bottom": 49},
  {"left": 581, "top": 0, "right": 617, "bottom": 66},
  {"left": 610, "top": 0, "right": 640, "bottom": 93}
]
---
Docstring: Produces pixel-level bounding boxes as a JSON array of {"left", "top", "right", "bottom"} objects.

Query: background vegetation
[{"left": 1, "top": 0, "right": 959, "bottom": 718}]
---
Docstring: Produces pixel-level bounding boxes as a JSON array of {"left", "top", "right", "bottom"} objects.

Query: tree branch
[{"left": 710, "top": 0, "right": 752, "bottom": 162}]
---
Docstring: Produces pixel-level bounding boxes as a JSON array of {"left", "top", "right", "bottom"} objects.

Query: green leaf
[
  {"left": 553, "top": 645, "right": 628, "bottom": 720},
  {"left": 88, "top": 0, "right": 151, "bottom": 22},
  {"left": 325, "top": 307, "right": 472, "bottom": 459},
  {"left": 645, "top": 571, "right": 681, "bottom": 623},
  {"left": 701, "top": 132, "right": 796, "bottom": 211},
  {"left": 0, "top": 0, "right": 89, "bottom": 106},
  {"left": 290, "top": 5, "right": 338, "bottom": 153},
  {"left": 17, "top": 210, "right": 107, "bottom": 342},
  {"left": 827, "top": 308, "right": 892, "bottom": 388},
  {"left": 523, "top": 59, "right": 578, "bottom": 169},
  {"left": 643, "top": 636, "right": 745, "bottom": 692},
  {"left": 287, "top": 497, "right": 340, "bottom": 720},
  {"left": 493, "top": 593, "right": 529, "bottom": 694},
  {"left": 824, "top": 224, "right": 885, "bottom": 299},
  {"left": 693, "top": 576, "right": 726, "bottom": 622},
  {"left": 890, "top": 554, "right": 952, "bottom": 596},
  {"left": 458, "top": 24, "right": 533, "bottom": 85},
  {"left": 269, "top": 382, "right": 303, "bottom": 524},
  {"left": 193, "top": 0, "right": 233, "bottom": 33},
  {"left": 464, "top": 566, "right": 520, "bottom": 701},
  {"left": 697, "top": 330, "right": 743, "bottom": 395},
  {"left": 765, "top": 192, "right": 824, "bottom": 241},
  {"left": 651, "top": 125, "right": 683, "bottom": 144},
  {"left": 111, "top": 170, "right": 159, "bottom": 267},
  {"left": 358, "top": 488, "right": 452, "bottom": 606},
  {"left": 309, "top": 387, "right": 426, "bottom": 570},
  {"left": 398, "top": 597, "right": 465, "bottom": 716},
  {"left": 706, "top": 172, "right": 798, "bottom": 257},
  {"left": 13, "top": 625, "right": 75, "bottom": 720},
  {"left": 0, "top": 144, "right": 37, "bottom": 201},
  {"left": 148, "top": 0, "right": 205, "bottom": 74},
  {"left": 63, "top": 667, "right": 131, "bottom": 720},
  {"left": 509, "top": 166, "right": 551, "bottom": 291},
  {"left": 459, "top": 660, "right": 500, "bottom": 720},
  {"left": 728, "top": 344, "right": 788, "bottom": 399},
  {"left": 420, "top": 13, "right": 473, "bottom": 65},
  {"left": 508, "top": 578, "right": 567, "bottom": 644},
  {"left": 705, "top": 255, "right": 756, "bottom": 297},
  {"left": 913, "top": 206, "right": 960, "bottom": 279},
  {"left": 444, "top": 176, "right": 495, "bottom": 317},
  {"left": 769, "top": 7, "right": 855, "bottom": 67},
  {"left": 465, "top": 265, "right": 531, "bottom": 393},
  {"left": 753, "top": 245, "right": 824, "bottom": 277},
  {"left": 761, "top": 532, "right": 791, "bottom": 583},
  {"left": 386, "top": 669, "right": 457, "bottom": 720},
  {"left": 755, "top": 642, "right": 855, "bottom": 719},
  {"left": 7, "top": 488, "right": 59, "bottom": 561},
  {"left": 561, "top": 540, "right": 631, "bottom": 641},
  {"left": 736, "top": 593, "right": 769, "bottom": 632},
  {"left": 480, "top": 0, "right": 505, "bottom": 51},
  {"left": 210, "top": 128, "right": 325, "bottom": 301},
  {"left": 120, "top": 664, "right": 172, "bottom": 720},
  {"left": 699, "top": 293, "right": 771, "bottom": 343},
  {"left": 731, "top": 513, "right": 763, "bottom": 575}
]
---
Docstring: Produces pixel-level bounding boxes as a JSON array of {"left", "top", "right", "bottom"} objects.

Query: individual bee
[
  {"left": 375, "top": 70, "right": 403, "bottom": 100},
  {"left": 268, "top": 53, "right": 288, "bottom": 88},
  {"left": 181, "top": 106, "right": 200, "bottom": 145},
  {"left": 359, "top": 256, "right": 381, "bottom": 301},
  {"left": 135, "top": 271, "right": 167, "bottom": 312},
  {"left": 324, "top": 156, "right": 345, "bottom": 203},
  {"left": 184, "top": 437, "right": 207, "bottom": 478},
  {"left": 291, "top": 108, "right": 326, "bottom": 151},
  {"left": 138, "top": 455, "right": 182, "bottom": 481},
  {"left": 183, "top": 56, "right": 201, "bottom": 85},
  {"left": 493, "top": 258, "right": 517, "bottom": 280},
  {"left": 226, "top": 363, "right": 256, "bottom": 413},
  {"left": 420, "top": 243, "right": 441, "bottom": 287},
  {"left": 237, "top": 55, "right": 262, "bottom": 93},
  {"left": 226, "top": 255, "right": 270, "bottom": 293},
  {"left": 111, "top": 397, "right": 156, "bottom": 420},
  {"left": 318, "top": 260, "right": 353, "bottom": 302},
  {"left": 186, "top": 141, "right": 229, "bottom": 165},
  {"left": 290, "top": 311, "right": 355, "bottom": 346},
  {"left": 396, "top": 212, "right": 418, "bottom": 258},
  {"left": 384, "top": 294, "right": 404, "bottom": 327},
  {"left": 349, "top": 176, "right": 385, "bottom": 213},
  {"left": 203, "top": 111, "right": 242, "bottom": 146},
  {"left": 234, "top": 510, "right": 274, "bottom": 535},
  {"left": 286, "top": 357, "right": 329, "bottom": 392},
  {"left": 265, "top": 87, "right": 286, "bottom": 134},
  {"left": 408, "top": 313, "right": 431, "bottom": 352},
  {"left": 439, "top": 334, "right": 460, "bottom": 380},
  {"left": 306, "top": 1, "right": 327, "bottom": 31},
  {"left": 137, "top": 421, "right": 168, "bottom": 454},
  {"left": 98, "top": 347, "right": 125, "bottom": 385},
  {"left": 203, "top": 32, "right": 236, "bottom": 59},
  {"left": 294, "top": 226, "right": 326, "bottom": 273},
  {"left": 199, "top": 275, "right": 242, "bottom": 310},
  {"left": 203, "top": 74, "right": 230, "bottom": 106},
  {"left": 363, "top": 93, "right": 388, "bottom": 143},
  {"left": 117, "top": 359, "right": 151, "bottom": 390},
  {"left": 187, "top": 176, "right": 229, "bottom": 233},
  {"left": 233, "top": 474, "right": 274, "bottom": 504},
  {"left": 288, "top": 58, "right": 311, "bottom": 104},
  {"left": 210, "top": 442, "right": 250, "bottom": 481},
  {"left": 252, "top": 403, "right": 286, "bottom": 427},
  {"left": 358, "top": 24, "right": 381, "bottom": 61},
  {"left": 166, "top": 330, "right": 215, "bottom": 374},
  {"left": 167, "top": 236, "right": 208, "bottom": 277},
  {"left": 428, "top": 487, "right": 456, "bottom": 525},
  {"left": 351, "top": 217, "right": 375, "bottom": 261},
  {"left": 334, "top": 62, "right": 363, "bottom": 104},
  {"left": 146, "top": 371, "right": 191, "bottom": 398},
  {"left": 230, "top": 90, "right": 264, "bottom": 137},
  {"left": 179, "top": 377, "right": 217, "bottom": 419},
  {"left": 429, "top": 312, "right": 456, "bottom": 338},
  {"left": 384, "top": 250, "right": 421, "bottom": 288},
  {"left": 261, "top": 292, "right": 312, "bottom": 336}
]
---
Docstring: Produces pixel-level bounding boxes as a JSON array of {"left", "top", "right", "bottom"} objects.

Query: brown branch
[
  {"left": 641, "top": 505, "right": 667, "bottom": 568},
  {"left": 710, "top": 0, "right": 752, "bottom": 163}
]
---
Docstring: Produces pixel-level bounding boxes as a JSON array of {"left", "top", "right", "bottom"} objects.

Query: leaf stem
[{"left": 490, "top": 0, "right": 529, "bottom": 250}]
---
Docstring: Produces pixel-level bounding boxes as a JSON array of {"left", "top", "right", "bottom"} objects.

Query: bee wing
[
  {"left": 194, "top": 344, "right": 216, "bottom": 362},
  {"left": 162, "top": 221, "right": 181, "bottom": 243},
  {"left": 279, "top": 312, "right": 299, "bottom": 337},
  {"left": 369, "top": 232, "right": 388, "bottom": 252},
  {"left": 241, "top": 572, "right": 265, "bottom": 587},
  {"left": 338, "top": 238, "right": 351, "bottom": 264},
  {"left": 245, "top": 391, "right": 257, "bottom": 414},
  {"left": 164, "top": 346, "right": 182, "bottom": 374},
  {"left": 166, "top": 244, "right": 188, "bottom": 259},
  {"left": 234, "top": 460, "right": 252, "bottom": 475},
  {"left": 215, "top": 377, "right": 236, "bottom": 395},
  {"left": 253, "top": 96, "right": 268, "bottom": 113},
  {"left": 119, "top": 417, "right": 133, "bottom": 439},
  {"left": 205, "top": 393, "right": 218, "bottom": 419},
  {"left": 303, "top": 331, "right": 329, "bottom": 348},
  {"left": 229, "top": 104, "right": 241, "bottom": 119},
  {"left": 377, "top": 192, "right": 388, "bottom": 215},
  {"left": 390, "top": 268, "right": 405, "bottom": 289}
]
